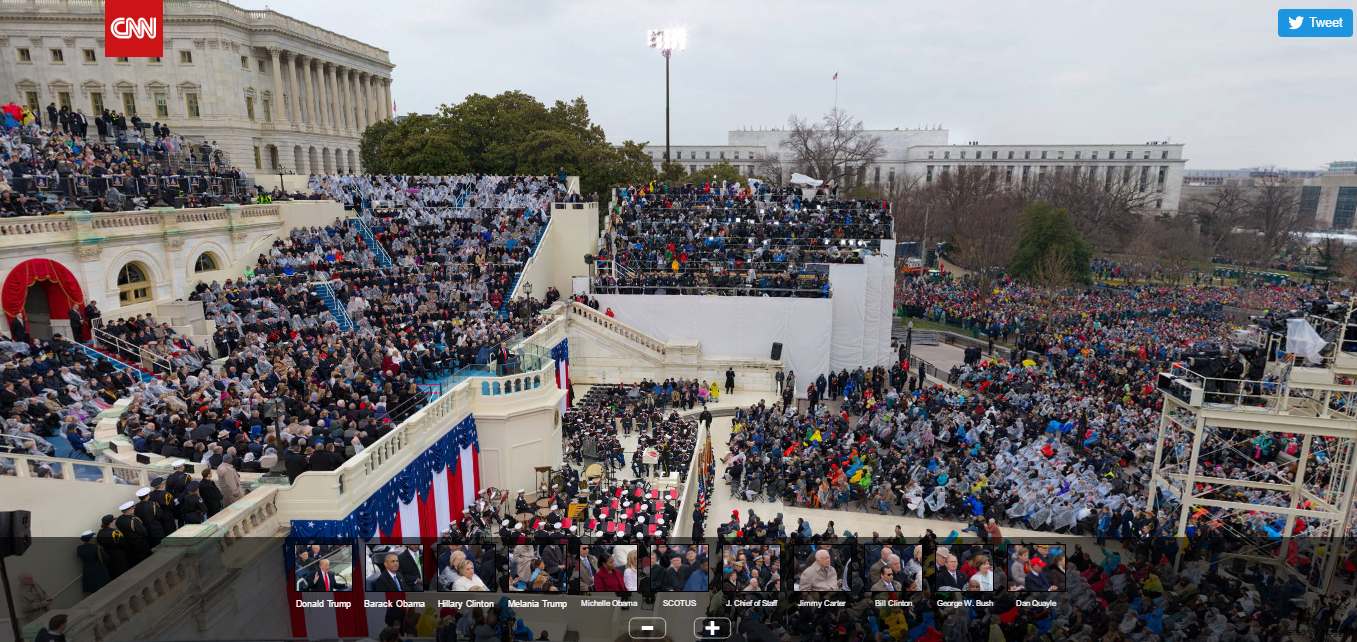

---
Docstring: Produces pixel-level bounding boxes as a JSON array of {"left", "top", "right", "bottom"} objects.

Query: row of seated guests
[
  {"left": 308, "top": 173, "right": 567, "bottom": 213},
  {"left": 96, "top": 314, "right": 213, "bottom": 374},
  {"left": 596, "top": 181, "right": 891, "bottom": 297},
  {"left": 0, "top": 117, "right": 247, "bottom": 213},
  {"left": 100, "top": 175, "right": 560, "bottom": 486},
  {"left": 0, "top": 334, "right": 135, "bottom": 465}
]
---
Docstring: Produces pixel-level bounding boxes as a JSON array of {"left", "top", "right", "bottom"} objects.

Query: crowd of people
[
  {"left": 591, "top": 182, "right": 892, "bottom": 297},
  {"left": 1, "top": 101, "right": 250, "bottom": 214}
]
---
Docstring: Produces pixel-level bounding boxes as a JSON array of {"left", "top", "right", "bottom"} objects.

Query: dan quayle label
[
  {"left": 1277, "top": 9, "right": 1353, "bottom": 37},
  {"left": 105, "top": 0, "right": 164, "bottom": 57}
]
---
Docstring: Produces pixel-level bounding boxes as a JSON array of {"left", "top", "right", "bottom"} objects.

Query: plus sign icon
[{"left": 694, "top": 618, "right": 731, "bottom": 640}]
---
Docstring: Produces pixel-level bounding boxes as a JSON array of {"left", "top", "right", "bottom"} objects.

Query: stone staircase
[
  {"left": 78, "top": 341, "right": 156, "bottom": 382},
  {"left": 351, "top": 217, "right": 394, "bottom": 268}
]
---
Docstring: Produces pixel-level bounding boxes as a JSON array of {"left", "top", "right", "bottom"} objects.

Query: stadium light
[{"left": 647, "top": 28, "right": 688, "bottom": 168}]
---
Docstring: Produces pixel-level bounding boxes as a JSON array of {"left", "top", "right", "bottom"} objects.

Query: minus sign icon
[{"left": 642, "top": 626, "right": 654, "bottom": 631}]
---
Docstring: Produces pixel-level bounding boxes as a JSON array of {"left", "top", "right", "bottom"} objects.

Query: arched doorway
[
  {"left": 2, "top": 258, "right": 85, "bottom": 341},
  {"left": 293, "top": 145, "right": 305, "bottom": 174}
]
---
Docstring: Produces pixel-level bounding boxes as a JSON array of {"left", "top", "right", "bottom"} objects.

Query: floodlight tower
[{"left": 647, "top": 28, "right": 687, "bottom": 168}]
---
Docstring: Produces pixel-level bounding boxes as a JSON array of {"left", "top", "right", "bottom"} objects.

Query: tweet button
[{"left": 1278, "top": 9, "right": 1353, "bottom": 37}]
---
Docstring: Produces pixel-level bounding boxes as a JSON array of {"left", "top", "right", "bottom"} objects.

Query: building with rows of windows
[
  {"left": 643, "top": 127, "right": 1188, "bottom": 213},
  {"left": 0, "top": 0, "right": 394, "bottom": 176},
  {"left": 1181, "top": 166, "right": 1357, "bottom": 230}
]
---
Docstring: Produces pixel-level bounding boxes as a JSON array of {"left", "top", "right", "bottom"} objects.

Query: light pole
[{"left": 647, "top": 28, "right": 687, "bottom": 167}]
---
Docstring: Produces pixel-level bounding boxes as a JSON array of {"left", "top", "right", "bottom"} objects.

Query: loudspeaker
[
  {"left": 0, "top": 510, "right": 32, "bottom": 558},
  {"left": 771, "top": 342, "right": 783, "bottom": 360},
  {"left": 584, "top": 254, "right": 595, "bottom": 265}
]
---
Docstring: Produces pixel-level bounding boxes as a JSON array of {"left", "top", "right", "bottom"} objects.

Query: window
[
  {"left": 241, "top": 55, "right": 249, "bottom": 69},
  {"left": 1074, "top": 151, "right": 1081, "bottom": 159},
  {"left": 1022, "top": 166, "right": 1030, "bottom": 182},
  {"left": 186, "top": 93, "right": 200, "bottom": 118},
  {"left": 888, "top": 167, "right": 895, "bottom": 184},
  {"left": 23, "top": 91, "right": 38, "bottom": 114},
  {"left": 874, "top": 166, "right": 881, "bottom": 184},
  {"left": 1007, "top": 151, "right": 1014, "bottom": 160},
  {"left": 154, "top": 92, "right": 168, "bottom": 118},
  {"left": 121, "top": 91, "right": 137, "bottom": 117},
  {"left": 258, "top": 59, "right": 266, "bottom": 73},
  {"left": 733, "top": 151, "right": 740, "bottom": 160},
  {"left": 928, "top": 151, "right": 935, "bottom": 160},
  {"left": 1157, "top": 166, "right": 1167, "bottom": 188},
  {"left": 82, "top": 49, "right": 96, "bottom": 63},
  {"left": 746, "top": 165, "right": 754, "bottom": 176},
  {"left": 148, "top": 56, "right": 161, "bottom": 64},
  {"left": 1334, "top": 187, "right": 1357, "bottom": 229},
  {"left": 55, "top": 91, "right": 70, "bottom": 111},
  {"left": 943, "top": 151, "right": 950, "bottom": 159},
  {"left": 960, "top": 151, "right": 966, "bottom": 159},
  {"left": 117, "top": 263, "right": 152, "bottom": 306},
  {"left": 1125, "top": 151, "right": 1133, "bottom": 160},
  {"left": 16, "top": 47, "right": 30, "bottom": 62},
  {"left": 1024, "top": 151, "right": 1031, "bottom": 159},
  {"left": 193, "top": 253, "right": 219, "bottom": 273},
  {"left": 1057, "top": 151, "right": 1065, "bottom": 159},
  {"left": 1091, "top": 152, "right": 1098, "bottom": 160},
  {"left": 1040, "top": 151, "right": 1048, "bottom": 159},
  {"left": 253, "top": 145, "right": 262, "bottom": 169},
  {"left": 1156, "top": 199, "right": 1163, "bottom": 209},
  {"left": 1301, "top": 185, "right": 1323, "bottom": 219},
  {"left": 1143, "top": 151, "right": 1151, "bottom": 159},
  {"left": 116, "top": 56, "right": 129, "bottom": 64},
  {"left": 689, "top": 152, "right": 695, "bottom": 160},
  {"left": 748, "top": 151, "right": 757, "bottom": 160},
  {"left": 1005, "top": 166, "right": 1014, "bottom": 183},
  {"left": 991, "top": 151, "right": 998, "bottom": 159},
  {"left": 245, "top": 96, "right": 255, "bottom": 121},
  {"left": 926, "top": 165, "right": 934, "bottom": 182},
  {"left": 704, "top": 151, "right": 710, "bottom": 160},
  {"left": 179, "top": 50, "right": 192, "bottom": 64},
  {"left": 1123, "top": 166, "right": 1133, "bottom": 182},
  {"left": 90, "top": 92, "right": 104, "bottom": 115},
  {"left": 263, "top": 98, "right": 271, "bottom": 122},
  {"left": 689, "top": 165, "right": 696, "bottom": 172},
  {"left": 1139, "top": 167, "right": 1149, "bottom": 189},
  {"left": 1039, "top": 166, "right": 1047, "bottom": 180},
  {"left": 50, "top": 48, "right": 63, "bottom": 63}
]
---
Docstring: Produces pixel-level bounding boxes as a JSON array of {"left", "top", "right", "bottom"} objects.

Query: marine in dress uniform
[
  {"left": 115, "top": 501, "right": 152, "bottom": 566},
  {"left": 133, "top": 487, "right": 166, "bottom": 547},
  {"left": 76, "top": 531, "right": 112, "bottom": 593},
  {"left": 147, "top": 477, "right": 178, "bottom": 539},
  {"left": 179, "top": 481, "right": 208, "bottom": 525}
]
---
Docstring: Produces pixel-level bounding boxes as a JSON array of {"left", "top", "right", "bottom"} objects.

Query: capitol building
[{"left": 0, "top": 0, "right": 394, "bottom": 174}]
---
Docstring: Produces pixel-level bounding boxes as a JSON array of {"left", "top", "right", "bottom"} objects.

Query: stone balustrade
[
  {"left": 0, "top": 204, "right": 283, "bottom": 252},
  {"left": 564, "top": 302, "right": 667, "bottom": 355}
]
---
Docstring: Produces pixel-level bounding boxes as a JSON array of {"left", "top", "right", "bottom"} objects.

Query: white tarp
[
  {"left": 829, "top": 263, "right": 866, "bottom": 369},
  {"left": 790, "top": 173, "right": 823, "bottom": 187},
  {"left": 591, "top": 295, "right": 833, "bottom": 397},
  {"left": 1286, "top": 318, "right": 1328, "bottom": 364}
]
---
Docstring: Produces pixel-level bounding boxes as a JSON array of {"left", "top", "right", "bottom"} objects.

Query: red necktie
[{"left": 324, "top": 574, "right": 330, "bottom": 591}]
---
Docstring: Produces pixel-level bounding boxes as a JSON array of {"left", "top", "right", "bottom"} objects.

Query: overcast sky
[{"left": 261, "top": 0, "right": 1354, "bottom": 170}]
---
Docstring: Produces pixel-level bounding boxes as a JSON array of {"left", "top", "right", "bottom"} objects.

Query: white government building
[
  {"left": 644, "top": 127, "right": 1188, "bottom": 212},
  {"left": 0, "top": 0, "right": 394, "bottom": 175}
]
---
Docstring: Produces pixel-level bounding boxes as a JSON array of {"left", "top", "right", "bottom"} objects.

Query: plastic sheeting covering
[
  {"left": 828, "top": 249, "right": 895, "bottom": 371},
  {"left": 591, "top": 295, "right": 833, "bottom": 395},
  {"left": 1286, "top": 318, "right": 1328, "bottom": 363}
]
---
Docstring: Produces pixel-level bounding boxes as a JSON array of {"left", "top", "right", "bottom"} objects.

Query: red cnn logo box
[{"left": 105, "top": 0, "right": 163, "bottom": 57}]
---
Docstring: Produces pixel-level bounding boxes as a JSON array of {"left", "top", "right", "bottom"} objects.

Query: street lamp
[{"left": 647, "top": 27, "right": 687, "bottom": 167}]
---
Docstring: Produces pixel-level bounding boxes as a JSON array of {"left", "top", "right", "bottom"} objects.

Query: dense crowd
[
  {"left": 591, "top": 182, "right": 892, "bottom": 297},
  {"left": 1, "top": 102, "right": 249, "bottom": 213},
  {"left": 0, "top": 334, "right": 130, "bottom": 463}
]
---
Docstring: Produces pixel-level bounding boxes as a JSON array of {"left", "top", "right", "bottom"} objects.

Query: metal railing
[
  {"left": 91, "top": 327, "right": 172, "bottom": 374},
  {"left": 589, "top": 282, "right": 832, "bottom": 298}
]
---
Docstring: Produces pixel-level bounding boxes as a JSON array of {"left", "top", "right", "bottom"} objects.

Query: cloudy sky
[{"left": 262, "top": 0, "right": 1354, "bottom": 170}]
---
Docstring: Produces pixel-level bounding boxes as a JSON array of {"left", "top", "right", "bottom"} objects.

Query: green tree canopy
[
  {"left": 1009, "top": 201, "right": 1094, "bottom": 286},
  {"left": 359, "top": 91, "right": 656, "bottom": 202}
]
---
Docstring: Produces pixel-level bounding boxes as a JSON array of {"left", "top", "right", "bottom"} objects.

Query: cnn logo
[{"left": 105, "top": 0, "right": 163, "bottom": 57}]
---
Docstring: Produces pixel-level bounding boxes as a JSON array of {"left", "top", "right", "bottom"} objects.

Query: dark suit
[
  {"left": 311, "top": 570, "right": 346, "bottom": 591},
  {"left": 656, "top": 565, "right": 685, "bottom": 592},
  {"left": 936, "top": 569, "right": 966, "bottom": 591},
  {"left": 397, "top": 550, "right": 424, "bottom": 588},
  {"left": 373, "top": 570, "right": 415, "bottom": 592}
]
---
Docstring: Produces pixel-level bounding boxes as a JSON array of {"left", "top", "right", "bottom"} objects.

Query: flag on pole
[{"left": 832, "top": 72, "right": 838, "bottom": 80}]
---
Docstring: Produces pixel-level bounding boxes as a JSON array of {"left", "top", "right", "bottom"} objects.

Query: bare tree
[
  {"left": 923, "top": 166, "right": 1022, "bottom": 282},
  {"left": 1029, "top": 243, "right": 1075, "bottom": 288},
  {"left": 780, "top": 108, "right": 886, "bottom": 185},
  {"left": 1184, "top": 184, "right": 1248, "bottom": 257},
  {"left": 1128, "top": 215, "right": 1208, "bottom": 285},
  {"left": 1248, "top": 172, "right": 1306, "bottom": 257},
  {"left": 754, "top": 151, "right": 787, "bottom": 187},
  {"left": 1023, "top": 167, "right": 1158, "bottom": 251}
]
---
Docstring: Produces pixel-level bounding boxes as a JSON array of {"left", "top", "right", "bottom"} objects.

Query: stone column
[
  {"left": 284, "top": 51, "right": 301, "bottom": 123},
  {"left": 327, "top": 63, "right": 340, "bottom": 130},
  {"left": 368, "top": 74, "right": 379, "bottom": 126},
  {"left": 357, "top": 72, "right": 371, "bottom": 130},
  {"left": 335, "top": 66, "right": 348, "bottom": 131},
  {"left": 383, "top": 78, "right": 393, "bottom": 120},
  {"left": 299, "top": 56, "right": 317, "bottom": 126},
  {"left": 314, "top": 60, "right": 329, "bottom": 129},
  {"left": 267, "top": 47, "right": 287, "bottom": 124},
  {"left": 349, "top": 69, "right": 361, "bottom": 131}
]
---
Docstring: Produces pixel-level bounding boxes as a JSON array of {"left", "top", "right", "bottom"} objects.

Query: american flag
[{"left": 832, "top": 72, "right": 838, "bottom": 80}]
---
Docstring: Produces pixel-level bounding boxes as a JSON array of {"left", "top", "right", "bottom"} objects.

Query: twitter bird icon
[{"left": 1288, "top": 15, "right": 1304, "bottom": 29}]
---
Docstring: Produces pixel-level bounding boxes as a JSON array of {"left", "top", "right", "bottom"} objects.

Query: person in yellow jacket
[{"left": 880, "top": 605, "right": 909, "bottom": 641}]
